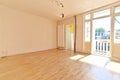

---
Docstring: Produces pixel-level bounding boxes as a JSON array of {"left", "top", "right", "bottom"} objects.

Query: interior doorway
[
  {"left": 65, "top": 24, "right": 74, "bottom": 51},
  {"left": 92, "top": 17, "right": 111, "bottom": 57}
]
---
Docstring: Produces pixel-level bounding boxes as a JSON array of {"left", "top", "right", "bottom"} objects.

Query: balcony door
[
  {"left": 92, "top": 9, "right": 111, "bottom": 57},
  {"left": 92, "top": 17, "right": 111, "bottom": 57}
]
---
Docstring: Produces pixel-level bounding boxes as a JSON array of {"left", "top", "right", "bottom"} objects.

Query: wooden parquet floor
[{"left": 0, "top": 49, "right": 119, "bottom": 80}]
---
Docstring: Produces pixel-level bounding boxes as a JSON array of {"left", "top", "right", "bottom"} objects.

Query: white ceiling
[{"left": 0, "top": 0, "right": 119, "bottom": 21}]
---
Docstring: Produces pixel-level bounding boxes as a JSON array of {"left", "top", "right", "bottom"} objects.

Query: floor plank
[{"left": 0, "top": 49, "right": 120, "bottom": 80}]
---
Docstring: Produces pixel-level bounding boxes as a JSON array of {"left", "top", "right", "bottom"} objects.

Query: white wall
[
  {"left": 0, "top": 5, "right": 57, "bottom": 56},
  {"left": 57, "top": 24, "right": 64, "bottom": 48}
]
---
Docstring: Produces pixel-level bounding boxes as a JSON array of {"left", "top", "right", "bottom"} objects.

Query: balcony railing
[{"left": 95, "top": 40, "right": 110, "bottom": 56}]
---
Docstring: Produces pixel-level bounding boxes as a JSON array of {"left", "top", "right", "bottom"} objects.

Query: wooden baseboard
[
  {"left": 110, "top": 57, "right": 120, "bottom": 62},
  {"left": 57, "top": 47, "right": 65, "bottom": 50},
  {"left": 0, "top": 48, "right": 57, "bottom": 58}
]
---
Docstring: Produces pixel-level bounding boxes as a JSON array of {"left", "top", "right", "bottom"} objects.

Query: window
[
  {"left": 84, "top": 14, "right": 91, "bottom": 42},
  {"left": 85, "top": 14, "right": 91, "bottom": 20},
  {"left": 85, "top": 21, "right": 91, "bottom": 42},
  {"left": 93, "top": 17, "right": 111, "bottom": 40},
  {"left": 114, "top": 16, "right": 120, "bottom": 43},
  {"left": 83, "top": 3, "right": 120, "bottom": 55},
  {"left": 115, "top": 5, "right": 120, "bottom": 13},
  {"left": 93, "top": 9, "right": 110, "bottom": 18}
]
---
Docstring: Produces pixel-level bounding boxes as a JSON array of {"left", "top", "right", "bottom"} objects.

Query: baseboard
[
  {"left": 57, "top": 47, "right": 65, "bottom": 50},
  {"left": 0, "top": 48, "right": 57, "bottom": 58},
  {"left": 110, "top": 57, "right": 120, "bottom": 62}
]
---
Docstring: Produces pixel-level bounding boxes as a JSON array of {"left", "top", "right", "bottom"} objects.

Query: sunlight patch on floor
[
  {"left": 106, "top": 61, "right": 120, "bottom": 73},
  {"left": 69, "top": 55, "right": 84, "bottom": 60},
  {"left": 79, "top": 55, "right": 109, "bottom": 67},
  {"left": 69, "top": 54, "right": 120, "bottom": 74}
]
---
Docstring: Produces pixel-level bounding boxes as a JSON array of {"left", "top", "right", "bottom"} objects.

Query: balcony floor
[{"left": 92, "top": 51, "right": 110, "bottom": 57}]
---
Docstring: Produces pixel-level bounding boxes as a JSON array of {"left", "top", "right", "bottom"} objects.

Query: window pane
[
  {"left": 115, "top": 6, "right": 120, "bottom": 13},
  {"left": 93, "top": 17, "right": 111, "bottom": 40},
  {"left": 85, "top": 21, "right": 90, "bottom": 42},
  {"left": 114, "top": 16, "right": 120, "bottom": 43},
  {"left": 93, "top": 9, "right": 110, "bottom": 18},
  {"left": 85, "top": 14, "right": 91, "bottom": 20}
]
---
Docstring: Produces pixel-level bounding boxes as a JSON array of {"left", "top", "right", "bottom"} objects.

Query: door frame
[
  {"left": 91, "top": 10, "right": 112, "bottom": 57},
  {"left": 64, "top": 23, "right": 76, "bottom": 51}
]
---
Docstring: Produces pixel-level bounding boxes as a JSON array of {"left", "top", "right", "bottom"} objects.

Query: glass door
[{"left": 92, "top": 17, "right": 111, "bottom": 57}]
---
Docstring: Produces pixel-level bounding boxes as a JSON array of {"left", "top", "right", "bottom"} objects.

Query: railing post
[
  {"left": 101, "top": 42, "right": 103, "bottom": 52},
  {"left": 99, "top": 42, "right": 100, "bottom": 52},
  {"left": 104, "top": 43, "right": 106, "bottom": 53},
  {"left": 108, "top": 42, "right": 109, "bottom": 52},
  {"left": 100, "top": 41, "right": 101, "bottom": 52},
  {"left": 96, "top": 41, "right": 97, "bottom": 52}
]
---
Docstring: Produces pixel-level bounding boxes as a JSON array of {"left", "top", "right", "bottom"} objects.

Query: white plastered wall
[{"left": 0, "top": 5, "right": 57, "bottom": 56}]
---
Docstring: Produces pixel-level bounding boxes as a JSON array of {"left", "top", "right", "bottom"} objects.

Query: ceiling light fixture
[{"left": 53, "top": 0, "right": 65, "bottom": 18}]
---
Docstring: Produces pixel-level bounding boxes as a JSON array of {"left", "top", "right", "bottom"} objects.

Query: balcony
[
  {"left": 93, "top": 40, "right": 110, "bottom": 57},
  {"left": 92, "top": 30, "right": 110, "bottom": 57}
]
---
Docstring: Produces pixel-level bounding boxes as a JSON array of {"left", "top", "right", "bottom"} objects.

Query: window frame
[
  {"left": 83, "top": 2, "right": 120, "bottom": 55},
  {"left": 84, "top": 13, "right": 91, "bottom": 42},
  {"left": 84, "top": 21, "right": 91, "bottom": 42},
  {"left": 114, "top": 10, "right": 120, "bottom": 43},
  {"left": 93, "top": 8, "right": 111, "bottom": 19},
  {"left": 114, "top": 5, "right": 120, "bottom": 14}
]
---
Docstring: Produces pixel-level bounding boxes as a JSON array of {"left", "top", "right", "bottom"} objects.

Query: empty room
[{"left": 0, "top": 0, "right": 120, "bottom": 80}]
